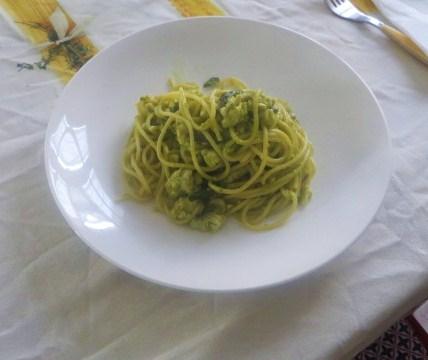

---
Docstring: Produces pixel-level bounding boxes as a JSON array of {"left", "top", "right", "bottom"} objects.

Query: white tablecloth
[
  {"left": 374, "top": 0, "right": 428, "bottom": 53},
  {"left": 1, "top": 1, "right": 428, "bottom": 359}
]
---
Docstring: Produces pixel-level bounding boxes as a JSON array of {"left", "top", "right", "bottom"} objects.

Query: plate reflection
[{"left": 47, "top": 115, "right": 120, "bottom": 231}]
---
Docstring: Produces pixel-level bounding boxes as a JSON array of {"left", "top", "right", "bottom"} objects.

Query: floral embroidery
[{"left": 16, "top": 7, "right": 95, "bottom": 75}]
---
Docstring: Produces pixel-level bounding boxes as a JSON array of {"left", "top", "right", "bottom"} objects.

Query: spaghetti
[{"left": 122, "top": 77, "right": 315, "bottom": 232}]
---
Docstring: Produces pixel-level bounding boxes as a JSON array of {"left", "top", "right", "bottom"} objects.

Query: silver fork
[{"left": 325, "top": 0, "right": 428, "bottom": 66}]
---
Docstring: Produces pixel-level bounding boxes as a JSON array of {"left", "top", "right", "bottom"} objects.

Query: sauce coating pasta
[{"left": 122, "top": 77, "right": 315, "bottom": 231}]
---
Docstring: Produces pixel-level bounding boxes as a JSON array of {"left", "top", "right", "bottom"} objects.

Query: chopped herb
[
  {"left": 189, "top": 186, "right": 213, "bottom": 204},
  {"left": 218, "top": 90, "right": 240, "bottom": 108},
  {"left": 203, "top": 77, "right": 220, "bottom": 88}
]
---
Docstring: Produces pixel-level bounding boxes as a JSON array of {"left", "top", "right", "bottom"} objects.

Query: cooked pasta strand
[{"left": 122, "top": 77, "right": 316, "bottom": 232}]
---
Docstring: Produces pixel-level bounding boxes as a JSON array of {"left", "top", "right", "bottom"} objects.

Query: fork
[{"left": 326, "top": 0, "right": 428, "bottom": 66}]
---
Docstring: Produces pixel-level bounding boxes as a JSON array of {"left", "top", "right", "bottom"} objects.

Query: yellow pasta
[{"left": 123, "top": 77, "right": 315, "bottom": 232}]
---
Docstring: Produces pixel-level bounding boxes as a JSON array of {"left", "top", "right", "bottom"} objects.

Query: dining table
[{"left": 1, "top": 0, "right": 428, "bottom": 359}]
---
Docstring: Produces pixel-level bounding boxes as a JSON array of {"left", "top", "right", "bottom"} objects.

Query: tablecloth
[
  {"left": 1, "top": 1, "right": 428, "bottom": 359},
  {"left": 373, "top": 0, "right": 428, "bottom": 54}
]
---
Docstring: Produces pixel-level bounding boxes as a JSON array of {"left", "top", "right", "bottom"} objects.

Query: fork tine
[
  {"left": 326, "top": 0, "right": 338, "bottom": 9},
  {"left": 326, "top": 0, "right": 370, "bottom": 22}
]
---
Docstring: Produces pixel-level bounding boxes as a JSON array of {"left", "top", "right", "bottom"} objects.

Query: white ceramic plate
[{"left": 45, "top": 17, "right": 391, "bottom": 292}]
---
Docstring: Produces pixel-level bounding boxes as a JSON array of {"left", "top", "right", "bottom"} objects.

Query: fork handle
[{"left": 380, "top": 24, "right": 428, "bottom": 66}]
